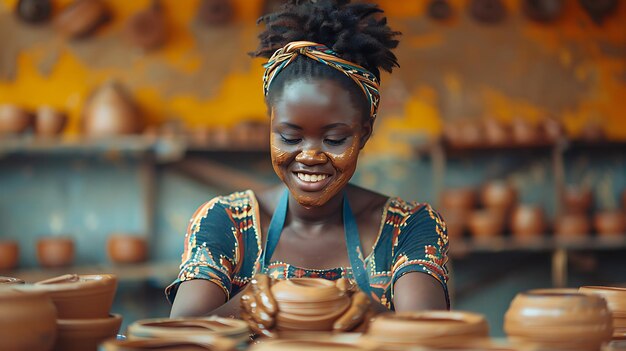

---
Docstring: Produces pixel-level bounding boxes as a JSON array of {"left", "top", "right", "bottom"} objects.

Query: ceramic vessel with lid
[
  {"left": 54, "top": 313, "right": 122, "bottom": 351},
  {"left": 127, "top": 316, "right": 249, "bottom": 345},
  {"left": 504, "top": 290, "right": 613, "bottom": 350},
  {"left": 33, "top": 274, "right": 118, "bottom": 319}
]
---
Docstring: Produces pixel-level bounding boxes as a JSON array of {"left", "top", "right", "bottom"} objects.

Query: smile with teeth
[{"left": 296, "top": 173, "right": 329, "bottom": 183}]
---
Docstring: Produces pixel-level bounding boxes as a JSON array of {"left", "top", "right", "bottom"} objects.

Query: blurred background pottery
[
  {"left": 0, "top": 240, "right": 19, "bottom": 271},
  {"left": 36, "top": 236, "right": 75, "bottom": 268},
  {"left": 35, "top": 106, "right": 67, "bottom": 137},
  {"left": 54, "top": 0, "right": 111, "bottom": 39},
  {"left": 511, "top": 118, "right": 541, "bottom": 145},
  {"left": 15, "top": 0, "right": 53, "bottom": 24},
  {"left": 483, "top": 117, "right": 510, "bottom": 146},
  {"left": 54, "top": 313, "right": 122, "bottom": 351},
  {"left": 82, "top": 81, "right": 142, "bottom": 137},
  {"left": 0, "top": 104, "right": 32, "bottom": 135},
  {"left": 481, "top": 181, "right": 517, "bottom": 213},
  {"left": 563, "top": 186, "right": 593, "bottom": 215},
  {"left": 542, "top": 116, "right": 565, "bottom": 142},
  {"left": 107, "top": 234, "right": 148, "bottom": 264},
  {"left": 440, "top": 187, "right": 476, "bottom": 213},
  {"left": 441, "top": 209, "right": 466, "bottom": 239},
  {"left": 197, "top": 0, "right": 233, "bottom": 26},
  {"left": 0, "top": 287, "right": 57, "bottom": 351},
  {"left": 0, "top": 276, "right": 24, "bottom": 284},
  {"left": 510, "top": 205, "right": 546, "bottom": 240},
  {"left": 594, "top": 211, "right": 626, "bottom": 237},
  {"left": 124, "top": 0, "right": 167, "bottom": 51},
  {"left": 504, "top": 290, "right": 613, "bottom": 350},
  {"left": 127, "top": 316, "right": 249, "bottom": 345},
  {"left": 34, "top": 273, "right": 118, "bottom": 319},
  {"left": 555, "top": 213, "right": 591, "bottom": 240},
  {"left": 468, "top": 210, "right": 504, "bottom": 240}
]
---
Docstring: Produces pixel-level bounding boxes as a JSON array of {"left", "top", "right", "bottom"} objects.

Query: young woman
[{"left": 167, "top": 0, "right": 449, "bottom": 333}]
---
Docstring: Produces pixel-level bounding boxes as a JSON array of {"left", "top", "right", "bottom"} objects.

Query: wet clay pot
[
  {"left": 54, "top": 314, "right": 122, "bottom": 351},
  {"left": 0, "top": 240, "right": 19, "bottom": 270},
  {"left": 127, "top": 316, "right": 249, "bottom": 345},
  {"left": 101, "top": 337, "right": 237, "bottom": 351},
  {"left": 35, "top": 106, "right": 67, "bottom": 137},
  {"left": 481, "top": 181, "right": 517, "bottom": 213},
  {"left": 510, "top": 205, "right": 546, "bottom": 240},
  {"left": 555, "top": 213, "right": 590, "bottom": 240},
  {"left": 0, "top": 276, "right": 25, "bottom": 284},
  {"left": 82, "top": 81, "right": 142, "bottom": 137},
  {"left": 468, "top": 210, "right": 504, "bottom": 240},
  {"left": 594, "top": 211, "right": 626, "bottom": 237},
  {"left": 563, "top": 186, "right": 593, "bottom": 215},
  {"left": 54, "top": 0, "right": 110, "bottom": 39},
  {"left": 34, "top": 274, "right": 118, "bottom": 319},
  {"left": 504, "top": 290, "right": 613, "bottom": 350},
  {"left": 579, "top": 286, "right": 626, "bottom": 339},
  {"left": 0, "top": 104, "right": 32, "bottom": 135},
  {"left": 36, "top": 237, "right": 74, "bottom": 268},
  {"left": 0, "top": 287, "right": 57, "bottom": 351},
  {"left": 365, "top": 311, "right": 489, "bottom": 349},
  {"left": 107, "top": 234, "right": 148, "bottom": 264}
]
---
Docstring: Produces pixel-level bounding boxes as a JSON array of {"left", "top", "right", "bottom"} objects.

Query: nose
[{"left": 295, "top": 149, "right": 328, "bottom": 166}]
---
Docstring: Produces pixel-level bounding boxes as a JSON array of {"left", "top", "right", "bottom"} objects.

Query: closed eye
[
  {"left": 324, "top": 137, "right": 347, "bottom": 146},
  {"left": 280, "top": 134, "right": 302, "bottom": 144}
]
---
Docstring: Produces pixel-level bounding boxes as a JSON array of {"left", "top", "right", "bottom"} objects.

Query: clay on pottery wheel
[
  {"left": 82, "top": 80, "right": 142, "bottom": 137},
  {"left": 0, "top": 104, "right": 32, "bottom": 135},
  {"left": 101, "top": 337, "right": 237, "bottom": 351},
  {"left": 0, "top": 276, "right": 25, "bottom": 284},
  {"left": 563, "top": 186, "right": 593, "bottom": 215},
  {"left": 36, "top": 236, "right": 75, "bottom": 268},
  {"left": 127, "top": 316, "right": 249, "bottom": 345},
  {"left": 107, "top": 234, "right": 148, "bottom": 264},
  {"left": 594, "top": 211, "right": 626, "bottom": 237},
  {"left": 54, "top": 313, "right": 122, "bottom": 351},
  {"left": 504, "top": 290, "right": 613, "bottom": 350},
  {"left": 0, "top": 286, "right": 57, "bottom": 351},
  {"left": 249, "top": 339, "right": 367, "bottom": 351},
  {"left": 35, "top": 106, "right": 67, "bottom": 137},
  {"left": 0, "top": 240, "right": 19, "bottom": 270},
  {"left": 33, "top": 274, "right": 118, "bottom": 319},
  {"left": 510, "top": 205, "right": 545, "bottom": 240},
  {"left": 365, "top": 311, "right": 489, "bottom": 348},
  {"left": 54, "top": 0, "right": 111, "bottom": 39}
]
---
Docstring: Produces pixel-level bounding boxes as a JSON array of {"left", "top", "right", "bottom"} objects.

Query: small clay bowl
[
  {"left": 468, "top": 210, "right": 504, "bottom": 240},
  {"left": 33, "top": 273, "right": 118, "bottom": 319},
  {"left": 54, "top": 313, "right": 122, "bottom": 351},
  {"left": 594, "top": 211, "right": 626, "bottom": 237},
  {"left": 36, "top": 236, "right": 75, "bottom": 268},
  {"left": 555, "top": 214, "right": 591, "bottom": 239},
  {"left": 0, "top": 240, "right": 19, "bottom": 270},
  {"left": 101, "top": 337, "right": 237, "bottom": 351},
  {"left": 107, "top": 234, "right": 148, "bottom": 264},
  {"left": 366, "top": 311, "right": 489, "bottom": 348},
  {"left": 510, "top": 205, "right": 545, "bottom": 240},
  {"left": 35, "top": 106, "right": 67, "bottom": 137},
  {"left": 0, "top": 104, "right": 32, "bottom": 135},
  {"left": 0, "top": 276, "right": 24, "bottom": 285},
  {"left": 0, "top": 286, "right": 57, "bottom": 351},
  {"left": 127, "top": 317, "right": 249, "bottom": 345}
]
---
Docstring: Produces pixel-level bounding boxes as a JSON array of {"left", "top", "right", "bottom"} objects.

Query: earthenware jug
[
  {"left": 0, "top": 240, "right": 19, "bottom": 270},
  {"left": 36, "top": 236, "right": 75, "bottom": 268}
]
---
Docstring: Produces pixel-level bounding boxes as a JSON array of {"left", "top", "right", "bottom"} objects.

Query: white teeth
[{"left": 296, "top": 173, "right": 328, "bottom": 182}]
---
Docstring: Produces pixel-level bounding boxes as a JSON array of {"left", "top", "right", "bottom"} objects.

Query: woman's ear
[{"left": 359, "top": 119, "right": 374, "bottom": 149}]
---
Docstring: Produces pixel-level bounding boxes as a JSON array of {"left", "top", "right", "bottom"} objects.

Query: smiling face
[{"left": 270, "top": 79, "right": 372, "bottom": 207}]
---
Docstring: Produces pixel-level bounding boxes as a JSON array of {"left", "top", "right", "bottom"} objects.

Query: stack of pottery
[
  {"left": 363, "top": 311, "right": 489, "bottom": 349},
  {"left": 504, "top": 289, "right": 613, "bottom": 350},
  {"left": 32, "top": 274, "right": 121, "bottom": 351},
  {"left": 127, "top": 316, "right": 249, "bottom": 347},
  {"left": 271, "top": 278, "right": 351, "bottom": 332},
  {"left": 579, "top": 286, "right": 626, "bottom": 340},
  {"left": 556, "top": 186, "right": 593, "bottom": 241},
  {"left": 467, "top": 180, "right": 517, "bottom": 241}
]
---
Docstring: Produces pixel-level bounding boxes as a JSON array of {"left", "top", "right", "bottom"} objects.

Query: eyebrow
[{"left": 277, "top": 122, "right": 350, "bottom": 130}]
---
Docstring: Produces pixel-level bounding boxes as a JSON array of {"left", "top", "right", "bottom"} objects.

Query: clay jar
[
  {"left": 0, "top": 287, "right": 57, "bottom": 351},
  {"left": 33, "top": 274, "right": 118, "bottom": 319},
  {"left": 481, "top": 181, "right": 517, "bottom": 213},
  {"left": 594, "top": 211, "right": 626, "bottom": 237},
  {"left": 102, "top": 337, "right": 237, "bottom": 351},
  {"left": 54, "top": 0, "right": 110, "bottom": 39},
  {"left": 37, "top": 236, "right": 75, "bottom": 268},
  {"left": 127, "top": 316, "right": 249, "bottom": 345},
  {"left": 511, "top": 118, "right": 542, "bottom": 145},
  {"left": 0, "top": 240, "right": 19, "bottom": 270},
  {"left": 563, "top": 186, "right": 593, "bottom": 215},
  {"left": 0, "top": 104, "right": 32, "bottom": 135},
  {"left": 579, "top": 286, "right": 626, "bottom": 339},
  {"left": 510, "top": 205, "right": 546, "bottom": 241},
  {"left": 441, "top": 209, "right": 466, "bottom": 240},
  {"left": 468, "top": 210, "right": 504, "bottom": 240},
  {"left": 35, "top": 106, "right": 67, "bottom": 137},
  {"left": 365, "top": 311, "right": 489, "bottom": 349},
  {"left": 271, "top": 278, "right": 351, "bottom": 332},
  {"left": 54, "top": 313, "right": 122, "bottom": 351},
  {"left": 555, "top": 213, "right": 590, "bottom": 240},
  {"left": 107, "top": 234, "right": 148, "bottom": 264},
  {"left": 0, "top": 276, "right": 24, "bottom": 284},
  {"left": 82, "top": 81, "right": 142, "bottom": 137},
  {"left": 440, "top": 188, "right": 476, "bottom": 213},
  {"left": 504, "top": 290, "right": 613, "bottom": 350}
]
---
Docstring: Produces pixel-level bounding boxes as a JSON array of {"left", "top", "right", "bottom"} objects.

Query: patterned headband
[{"left": 262, "top": 41, "right": 381, "bottom": 120}]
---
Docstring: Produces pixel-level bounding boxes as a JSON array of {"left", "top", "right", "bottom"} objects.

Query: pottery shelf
[{"left": 4, "top": 260, "right": 180, "bottom": 286}]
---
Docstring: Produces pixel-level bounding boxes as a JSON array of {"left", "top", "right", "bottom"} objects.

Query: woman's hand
[
  {"left": 333, "top": 278, "right": 372, "bottom": 331},
  {"left": 240, "top": 274, "right": 278, "bottom": 337}
]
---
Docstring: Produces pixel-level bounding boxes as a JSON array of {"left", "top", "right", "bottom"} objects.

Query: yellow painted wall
[{"left": 1, "top": 0, "right": 625, "bottom": 158}]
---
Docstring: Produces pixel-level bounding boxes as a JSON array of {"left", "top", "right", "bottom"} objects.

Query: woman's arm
[
  {"left": 392, "top": 272, "right": 448, "bottom": 311},
  {"left": 170, "top": 279, "right": 248, "bottom": 318}
]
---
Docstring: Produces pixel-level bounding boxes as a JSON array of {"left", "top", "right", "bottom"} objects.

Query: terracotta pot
[
  {"left": 0, "top": 104, "right": 32, "bottom": 135},
  {"left": 511, "top": 118, "right": 542, "bottom": 145},
  {"left": 54, "top": 0, "right": 110, "bottom": 39},
  {"left": 555, "top": 213, "right": 590, "bottom": 239},
  {"left": 36, "top": 237, "right": 74, "bottom": 268},
  {"left": 543, "top": 116, "right": 565, "bottom": 142},
  {"left": 481, "top": 181, "right": 517, "bottom": 212},
  {"left": 0, "top": 276, "right": 25, "bottom": 284},
  {"left": 468, "top": 210, "right": 504, "bottom": 240},
  {"left": 563, "top": 186, "right": 593, "bottom": 215},
  {"left": 54, "top": 314, "right": 122, "bottom": 351},
  {"left": 441, "top": 188, "right": 476, "bottom": 212},
  {"left": 483, "top": 117, "right": 510, "bottom": 146},
  {"left": 504, "top": 290, "right": 613, "bottom": 351},
  {"left": 365, "top": 311, "right": 489, "bottom": 348},
  {"left": 107, "top": 234, "right": 148, "bottom": 264},
  {"left": 510, "top": 205, "right": 545, "bottom": 240},
  {"left": 0, "top": 287, "right": 57, "bottom": 351},
  {"left": 82, "top": 81, "right": 142, "bottom": 137},
  {"left": 35, "top": 106, "right": 67, "bottom": 137},
  {"left": 102, "top": 337, "right": 237, "bottom": 351},
  {"left": 0, "top": 240, "right": 19, "bottom": 270},
  {"left": 127, "top": 316, "right": 249, "bottom": 345},
  {"left": 579, "top": 286, "right": 626, "bottom": 316},
  {"left": 124, "top": 0, "right": 167, "bottom": 50},
  {"left": 441, "top": 208, "right": 466, "bottom": 239},
  {"left": 250, "top": 339, "right": 367, "bottom": 351},
  {"left": 458, "top": 120, "right": 482, "bottom": 147},
  {"left": 594, "top": 211, "right": 626, "bottom": 236},
  {"left": 33, "top": 274, "right": 118, "bottom": 319}
]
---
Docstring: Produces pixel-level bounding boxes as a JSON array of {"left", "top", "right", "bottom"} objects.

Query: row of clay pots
[
  {"left": 0, "top": 104, "right": 67, "bottom": 137},
  {"left": 0, "top": 234, "right": 148, "bottom": 270}
]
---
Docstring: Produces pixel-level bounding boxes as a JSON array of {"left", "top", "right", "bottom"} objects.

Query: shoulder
[
  {"left": 188, "top": 190, "right": 257, "bottom": 227},
  {"left": 385, "top": 198, "right": 445, "bottom": 231}
]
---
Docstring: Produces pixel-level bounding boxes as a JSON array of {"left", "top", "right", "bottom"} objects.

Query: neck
[{"left": 286, "top": 190, "right": 345, "bottom": 228}]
